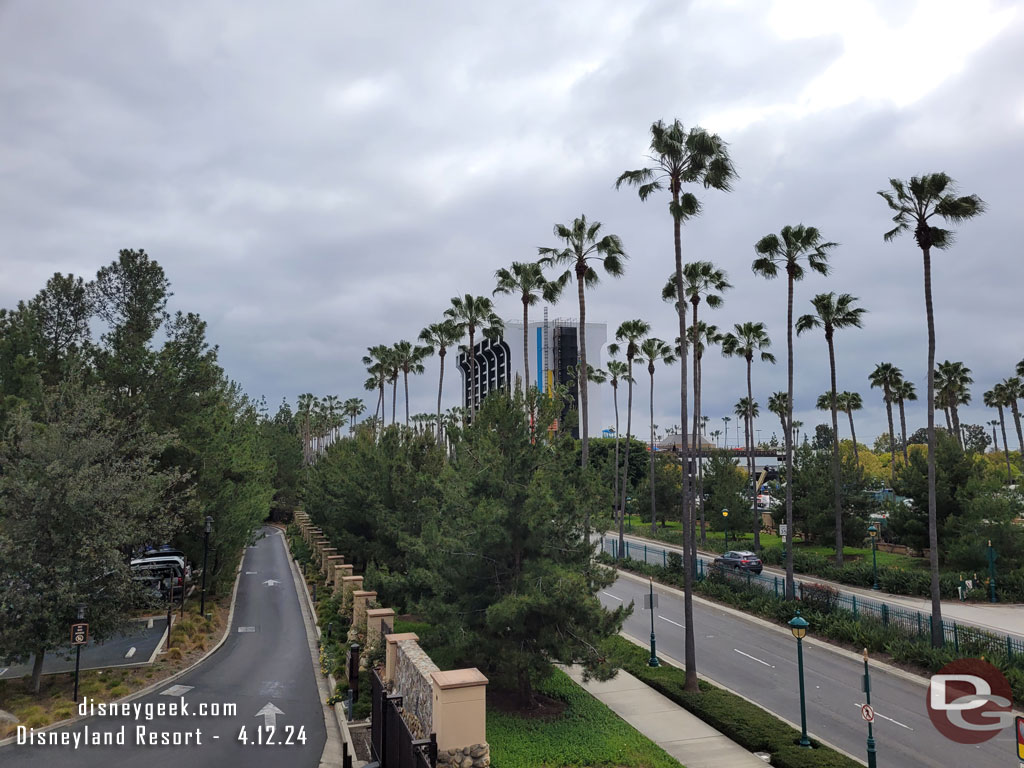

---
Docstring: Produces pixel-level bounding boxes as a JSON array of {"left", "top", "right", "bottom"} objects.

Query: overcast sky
[{"left": 2, "top": 0, "right": 1021, "bottom": 446}]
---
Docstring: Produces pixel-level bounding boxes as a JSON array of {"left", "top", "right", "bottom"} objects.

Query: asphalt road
[
  {"left": 1, "top": 619, "right": 169, "bottom": 681},
  {"left": 602, "top": 572, "right": 1017, "bottom": 768},
  {"left": 1, "top": 527, "right": 328, "bottom": 767}
]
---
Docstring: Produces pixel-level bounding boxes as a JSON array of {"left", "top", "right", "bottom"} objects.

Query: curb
[
  {"left": 616, "top": 630, "right": 868, "bottom": 767},
  {"left": 0, "top": 546, "right": 244, "bottom": 748},
  {"left": 283, "top": 528, "right": 362, "bottom": 768}
]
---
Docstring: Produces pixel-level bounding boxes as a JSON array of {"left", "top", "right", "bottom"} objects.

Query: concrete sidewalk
[
  {"left": 612, "top": 530, "right": 1024, "bottom": 639},
  {"left": 564, "top": 665, "right": 767, "bottom": 768}
]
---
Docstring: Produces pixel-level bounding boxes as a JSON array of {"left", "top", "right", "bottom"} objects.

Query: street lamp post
[
  {"left": 647, "top": 579, "right": 660, "bottom": 667},
  {"left": 863, "top": 648, "right": 878, "bottom": 768},
  {"left": 722, "top": 509, "right": 729, "bottom": 549},
  {"left": 867, "top": 524, "right": 879, "bottom": 591},
  {"left": 200, "top": 516, "right": 213, "bottom": 617},
  {"left": 987, "top": 540, "right": 997, "bottom": 603},
  {"left": 789, "top": 610, "right": 811, "bottom": 748}
]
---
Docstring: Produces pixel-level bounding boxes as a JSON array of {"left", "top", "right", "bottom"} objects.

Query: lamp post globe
[
  {"left": 722, "top": 509, "right": 729, "bottom": 549},
  {"left": 789, "top": 610, "right": 811, "bottom": 748}
]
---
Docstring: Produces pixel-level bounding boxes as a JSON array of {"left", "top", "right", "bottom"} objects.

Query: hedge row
[{"left": 606, "top": 636, "right": 862, "bottom": 768}]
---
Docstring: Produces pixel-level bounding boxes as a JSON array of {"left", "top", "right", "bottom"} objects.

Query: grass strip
[{"left": 605, "top": 635, "right": 862, "bottom": 768}]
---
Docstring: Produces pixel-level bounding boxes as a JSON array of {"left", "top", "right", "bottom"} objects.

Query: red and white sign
[{"left": 861, "top": 704, "right": 874, "bottom": 722}]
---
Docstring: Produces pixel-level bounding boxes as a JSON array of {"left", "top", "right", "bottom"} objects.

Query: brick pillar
[
  {"left": 431, "top": 669, "right": 489, "bottom": 768},
  {"left": 384, "top": 632, "right": 419, "bottom": 683},
  {"left": 352, "top": 590, "right": 377, "bottom": 628},
  {"left": 340, "top": 575, "right": 363, "bottom": 607},
  {"left": 320, "top": 548, "right": 338, "bottom": 575},
  {"left": 324, "top": 555, "right": 345, "bottom": 584},
  {"left": 333, "top": 565, "right": 354, "bottom": 594},
  {"left": 366, "top": 608, "right": 395, "bottom": 648}
]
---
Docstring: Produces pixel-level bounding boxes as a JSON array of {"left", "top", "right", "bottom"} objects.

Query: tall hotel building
[{"left": 457, "top": 309, "right": 607, "bottom": 438}]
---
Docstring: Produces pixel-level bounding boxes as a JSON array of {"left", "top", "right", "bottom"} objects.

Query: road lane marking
[
  {"left": 125, "top": 647, "right": 136, "bottom": 659},
  {"left": 657, "top": 615, "right": 685, "bottom": 629},
  {"left": 160, "top": 684, "right": 193, "bottom": 696},
  {"left": 0, "top": 667, "right": 8, "bottom": 676},
  {"left": 734, "top": 649, "right": 775, "bottom": 668},
  {"left": 854, "top": 702, "right": 913, "bottom": 730},
  {"left": 245, "top": 571, "right": 257, "bottom": 575},
  {"left": 238, "top": 626, "right": 256, "bottom": 633},
  {"left": 601, "top": 592, "right": 623, "bottom": 601},
  {"left": 263, "top": 579, "right": 281, "bottom": 587}
]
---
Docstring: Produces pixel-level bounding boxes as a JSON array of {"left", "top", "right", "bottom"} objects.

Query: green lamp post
[
  {"left": 867, "top": 524, "right": 879, "bottom": 591},
  {"left": 722, "top": 508, "right": 729, "bottom": 549},
  {"left": 987, "top": 540, "right": 997, "bottom": 603},
  {"left": 789, "top": 610, "right": 811, "bottom": 748},
  {"left": 647, "top": 579, "right": 660, "bottom": 667},
  {"left": 863, "top": 648, "right": 878, "bottom": 768}
]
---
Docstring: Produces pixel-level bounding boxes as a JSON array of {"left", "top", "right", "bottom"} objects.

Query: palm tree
[
  {"left": 444, "top": 295, "right": 503, "bottom": 422},
  {"left": 836, "top": 391, "right": 863, "bottom": 465},
  {"left": 538, "top": 215, "right": 627, "bottom": 469},
  {"left": 879, "top": 172, "right": 985, "bottom": 648},
  {"left": 1001, "top": 376, "right": 1024, "bottom": 457},
  {"left": 988, "top": 419, "right": 1000, "bottom": 453},
  {"left": 392, "top": 340, "right": 431, "bottom": 427},
  {"left": 768, "top": 392, "right": 789, "bottom": 439},
  {"left": 710, "top": 429, "right": 722, "bottom": 447},
  {"left": 665, "top": 261, "right": 731, "bottom": 530},
  {"left": 869, "top": 363, "right": 903, "bottom": 481},
  {"left": 617, "top": 120, "right": 735, "bottom": 692},
  {"left": 343, "top": 397, "right": 365, "bottom": 434},
  {"left": 796, "top": 292, "right": 866, "bottom": 565},
  {"left": 493, "top": 261, "right": 566, "bottom": 391},
  {"left": 297, "top": 392, "right": 315, "bottom": 463},
  {"left": 419, "top": 319, "right": 462, "bottom": 445},
  {"left": 637, "top": 338, "right": 677, "bottom": 533},
  {"left": 721, "top": 322, "right": 775, "bottom": 551},
  {"left": 384, "top": 347, "right": 401, "bottom": 425},
  {"left": 935, "top": 361, "right": 973, "bottom": 449},
  {"left": 985, "top": 385, "right": 1014, "bottom": 483},
  {"left": 734, "top": 398, "right": 760, "bottom": 511},
  {"left": 752, "top": 225, "right": 835, "bottom": 597},
  {"left": 684, "top": 321, "right": 724, "bottom": 545},
  {"left": 606, "top": 357, "right": 631, "bottom": 546},
  {"left": 892, "top": 380, "right": 917, "bottom": 463},
  {"left": 722, "top": 416, "right": 731, "bottom": 449},
  {"left": 362, "top": 344, "right": 391, "bottom": 426},
  {"left": 609, "top": 320, "right": 650, "bottom": 548}
]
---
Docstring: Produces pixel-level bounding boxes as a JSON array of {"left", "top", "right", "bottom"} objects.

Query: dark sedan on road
[{"left": 712, "top": 550, "right": 763, "bottom": 574}]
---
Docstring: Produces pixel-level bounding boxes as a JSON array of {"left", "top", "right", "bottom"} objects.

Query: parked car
[
  {"left": 131, "top": 556, "right": 188, "bottom": 598},
  {"left": 136, "top": 551, "right": 192, "bottom": 583},
  {"left": 712, "top": 550, "right": 763, "bottom": 574}
]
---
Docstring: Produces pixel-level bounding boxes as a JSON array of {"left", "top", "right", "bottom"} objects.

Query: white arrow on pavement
[
  {"left": 255, "top": 702, "right": 284, "bottom": 729},
  {"left": 263, "top": 579, "right": 280, "bottom": 587}
]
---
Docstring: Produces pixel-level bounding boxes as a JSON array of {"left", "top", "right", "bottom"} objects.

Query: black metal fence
[{"left": 371, "top": 667, "right": 438, "bottom": 768}]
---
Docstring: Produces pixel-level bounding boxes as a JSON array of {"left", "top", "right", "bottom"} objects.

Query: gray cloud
[{"left": 1, "top": 0, "right": 1021, "bottom": 447}]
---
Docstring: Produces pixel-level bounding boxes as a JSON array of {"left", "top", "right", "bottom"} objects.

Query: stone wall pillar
[
  {"left": 352, "top": 590, "right": 377, "bottom": 629},
  {"left": 313, "top": 538, "right": 330, "bottom": 564},
  {"left": 324, "top": 555, "right": 345, "bottom": 584},
  {"left": 333, "top": 564, "right": 354, "bottom": 594},
  {"left": 384, "top": 632, "right": 419, "bottom": 684},
  {"left": 431, "top": 669, "right": 489, "bottom": 768},
  {"left": 366, "top": 607, "right": 395, "bottom": 649},
  {"left": 340, "top": 575, "right": 363, "bottom": 607},
  {"left": 320, "top": 548, "right": 338, "bottom": 575}
]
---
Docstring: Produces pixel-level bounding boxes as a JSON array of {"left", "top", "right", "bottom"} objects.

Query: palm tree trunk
[
  {"left": 391, "top": 379, "right": 397, "bottom": 425},
  {"left": 404, "top": 369, "right": 410, "bottom": 427},
  {"left": 991, "top": 422, "right": 998, "bottom": 452},
  {"left": 522, "top": 299, "right": 530, "bottom": 392},
  {"left": 621, "top": 361, "right": 635, "bottom": 541},
  {"left": 885, "top": 395, "right": 896, "bottom": 480},
  {"left": 847, "top": 407, "right": 860, "bottom": 466},
  {"left": 697, "top": 355, "right": 707, "bottom": 546},
  {"left": 1009, "top": 400, "right": 1024, "bottom": 459},
  {"left": 827, "top": 336, "right": 843, "bottom": 566},
  {"left": 898, "top": 399, "right": 909, "bottom": 463},
  {"left": 614, "top": 382, "right": 623, "bottom": 555},
  {"left": 746, "top": 358, "right": 758, "bottom": 551},
  {"left": 999, "top": 406, "right": 1012, "bottom": 483},
  {"left": 943, "top": 406, "right": 953, "bottom": 435},
  {"left": 922, "top": 245, "right": 943, "bottom": 647},
  {"left": 649, "top": 366, "right": 657, "bottom": 534},
  {"left": 30, "top": 647, "right": 45, "bottom": 694},
  {"left": 950, "top": 404, "right": 963, "bottom": 450},
  {"left": 436, "top": 348, "right": 446, "bottom": 445},
  {"left": 691, "top": 300, "right": 700, "bottom": 544},
  {"left": 784, "top": 271, "right": 795, "bottom": 601},
  {"left": 671, "top": 187, "right": 697, "bottom": 692},
  {"left": 576, "top": 265, "right": 589, "bottom": 470}
]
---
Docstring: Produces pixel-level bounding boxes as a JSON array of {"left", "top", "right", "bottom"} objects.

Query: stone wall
[
  {"left": 394, "top": 638, "right": 439, "bottom": 738},
  {"left": 438, "top": 743, "right": 490, "bottom": 768}
]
